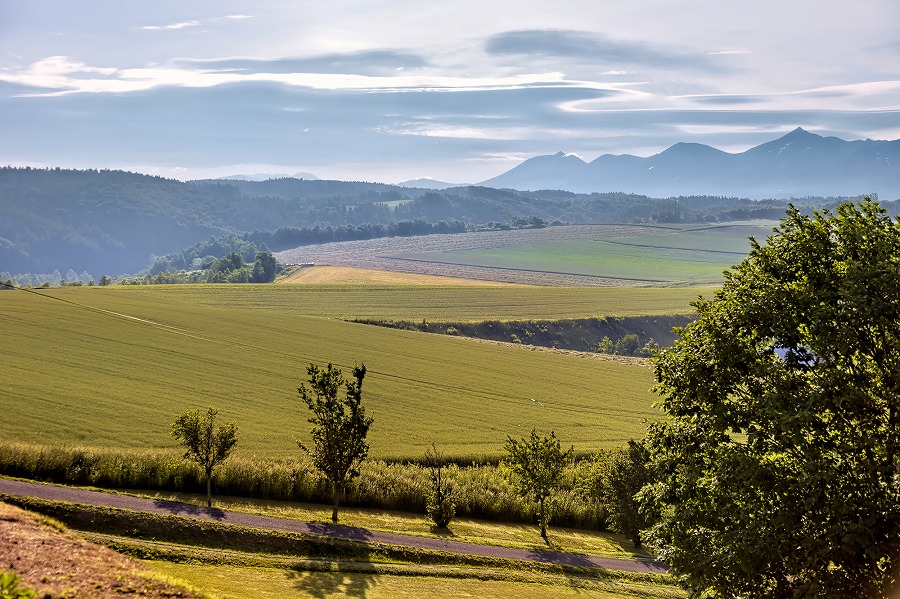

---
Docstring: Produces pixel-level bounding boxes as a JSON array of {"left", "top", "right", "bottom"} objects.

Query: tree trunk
[
  {"left": 206, "top": 471, "right": 212, "bottom": 508},
  {"left": 332, "top": 483, "right": 340, "bottom": 522},
  {"left": 539, "top": 498, "right": 547, "bottom": 538}
]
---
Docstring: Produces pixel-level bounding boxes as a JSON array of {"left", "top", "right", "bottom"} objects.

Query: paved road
[{"left": 0, "top": 478, "right": 668, "bottom": 574}]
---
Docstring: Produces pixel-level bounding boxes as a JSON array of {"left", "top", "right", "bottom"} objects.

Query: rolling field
[
  {"left": 1, "top": 287, "right": 661, "bottom": 458},
  {"left": 103, "top": 284, "right": 702, "bottom": 322},
  {"left": 393, "top": 239, "right": 736, "bottom": 283},
  {"left": 388, "top": 223, "right": 774, "bottom": 285},
  {"left": 276, "top": 222, "right": 772, "bottom": 286}
]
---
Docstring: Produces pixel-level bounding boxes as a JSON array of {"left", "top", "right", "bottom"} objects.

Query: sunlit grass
[
  {"left": 149, "top": 562, "right": 685, "bottom": 599},
  {"left": 1, "top": 287, "right": 660, "bottom": 458},
  {"left": 133, "top": 488, "right": 646, "bottom": 559},
  {"left": 102, "top": 283, "right": 703, "bottom": 322}
]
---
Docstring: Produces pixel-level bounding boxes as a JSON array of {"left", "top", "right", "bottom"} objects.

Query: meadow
[{"left": 1, "top": 286, "right": 664, "bottom": 459}]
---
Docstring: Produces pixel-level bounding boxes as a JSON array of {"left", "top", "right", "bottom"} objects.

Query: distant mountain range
[{"left": 480, "top": 128, "right": 900, "bottom": 199}]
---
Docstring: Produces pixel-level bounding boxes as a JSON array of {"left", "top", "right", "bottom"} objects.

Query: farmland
[
  {"left": 276, "top": 221, "right": 773, "bottom": 286},
  {"left": 107, "top": 283, "right": 702, "bottom": 322},
  {"left": 1, "top": 286, "right": 661, "bottom": 459}
]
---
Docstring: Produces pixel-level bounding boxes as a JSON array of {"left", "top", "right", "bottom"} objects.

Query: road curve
[{"left": 0, "top": 478, "right": 668, "bottom": 575}]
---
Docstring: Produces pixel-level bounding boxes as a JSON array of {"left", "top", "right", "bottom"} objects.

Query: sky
[{"left": 1, "top": 1, "right": 898, "bottom": 184}]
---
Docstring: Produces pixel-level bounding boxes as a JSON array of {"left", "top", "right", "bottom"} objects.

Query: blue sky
[{"left": 1, "top": 1, "right": 897, "bottom": 183}]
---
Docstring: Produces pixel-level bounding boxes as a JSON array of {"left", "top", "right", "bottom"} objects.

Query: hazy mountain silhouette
[
  {"left": 480, "top": 128, "right": 900, "bottom": 199},
  {"left": 398, "top": 178, "right": 466, "bottom": 190}
]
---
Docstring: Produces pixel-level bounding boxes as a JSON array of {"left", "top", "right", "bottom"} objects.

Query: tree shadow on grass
[
  {"left": 429, "top": 525, "right": 456, "bottom": 537},
  {"left": 150, "top": 499, "right": 226, "bottom": 521},
  {"left": 287, "top": 562, "right": 378, "bottom": 598}
]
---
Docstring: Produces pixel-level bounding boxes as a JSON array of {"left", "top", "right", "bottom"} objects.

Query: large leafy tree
[
  {"left": 504, "top": 429, "right": 572, "bottom": 538},
  {"left": 643, "top": 200, "right": 900, "bottom": 597},
  {"left": 298, "top": 362, "right": 372, "bottom": 522},
  {"left": 171, "top": 407, "right": 238, "bottom": 508}
]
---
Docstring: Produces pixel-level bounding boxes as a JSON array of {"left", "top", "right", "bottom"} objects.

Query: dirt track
[{"left": 0, "top": 478, "right": 667, "bottom": 575}]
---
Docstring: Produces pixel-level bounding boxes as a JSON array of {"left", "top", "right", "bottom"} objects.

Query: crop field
[
  {"left": 1, "top": 287, "right": 660, "bottom": 459},
  {"left": 607, "top": 222, "right": 777, "bottom": 254},
  {"left": 106, "top": 284, "right": 702, "bottom": 322},
  {"left": 276, "top": 222, "right": 772, "bottom": 286},
  {"left": 387, "top": 223, "right": 775, "bottom": 285},
  {"left": 280, "top": 265, "right": 514, "bottom": 286},
  {"left": 393, "top": 240, "right": 735, "bottom": 283}
]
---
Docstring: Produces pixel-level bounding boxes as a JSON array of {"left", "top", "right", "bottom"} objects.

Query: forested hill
[{"left": 0, "top": 166, "right": 880, "bottom": 277}]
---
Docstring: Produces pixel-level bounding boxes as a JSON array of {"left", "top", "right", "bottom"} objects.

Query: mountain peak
[{"left": 780, "top": 127, "right": 820, "bottom": 141}]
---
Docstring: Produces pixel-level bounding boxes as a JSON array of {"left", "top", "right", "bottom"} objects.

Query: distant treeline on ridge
[{"left": 0, "top": 166, "right": 883, "bottom": 277}]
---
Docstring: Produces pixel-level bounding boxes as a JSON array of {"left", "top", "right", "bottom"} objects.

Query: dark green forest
[{"left": 0, "top": 166, "right": 882, "bottom": 277}]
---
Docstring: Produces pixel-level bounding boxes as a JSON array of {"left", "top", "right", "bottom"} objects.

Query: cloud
[
  {"left": 141, "top": 14, "right": 252, "bottom": 31},
  {"left": 1, "top": 54, "right": 637, "bottom": 98},
  {"left": 142, "top": 20, "right": 200, "bottom": 31},
  {"left": 174, "top": 50, "right": 431, "bottom": 76},
  {"left": 486, "top": 29, "right": 722, "bottom": 72}
]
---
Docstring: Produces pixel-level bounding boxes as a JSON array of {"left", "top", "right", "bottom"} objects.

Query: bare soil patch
[{"left": 0, "top": 502, "right": 201, "bottom": 599}]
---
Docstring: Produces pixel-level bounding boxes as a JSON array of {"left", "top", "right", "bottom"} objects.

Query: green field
[
  {"left": 1, "top": 287, "right": 663, "bottom": 458},
  {"left": 102, "top": 284, "right": 703, "bottom": 322},
  {"left": 608, "top": 223, "right": 776, "bottom": 254},
  {"left": 389, "top": 222, "right": 774, "bottom": 284},
  {"left": 151, "top": 562, "right": 682, "bottom": 599}
]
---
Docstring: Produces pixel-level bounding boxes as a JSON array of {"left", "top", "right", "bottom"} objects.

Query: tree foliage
[
  {"left": 0, "top": 571, "right": 36, "bottom": 599},
  {"left": 644, "top": 200, "right": 900, "bottom": 597},
  {"left": 424, "top": 443, "right": 455, "bottom": 528},
  {"left": 298, "top": 362, "right": 372, "bottom": 522},
  {"left": 170, "top": 407, "right": 238, "bottom": 508},
  {"left": 504, "top": 429, "right": 573, "bottom": 538},
  {"left": 595, "top": 440, "right": 656, "bottom": 547}
]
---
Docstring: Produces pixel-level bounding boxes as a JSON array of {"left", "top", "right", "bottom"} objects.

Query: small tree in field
[
  {"left": 298, "top": 362, "right": 372, "bottom": 522},
  {"left": 504, "top": 429, "right": 573, "bottom": 538},
  {"left": 424, "top": 443, "right": 455, "bottom": 528},
  {"left": 171, "top": 407, "right": 238, "bottom": 508}
]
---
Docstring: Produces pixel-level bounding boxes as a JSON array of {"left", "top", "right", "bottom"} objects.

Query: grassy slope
[
  {"left": 101, "top": 284, "right": 703, "bottom": 322},
  {"left": 1, "top": 287, "right": 661, "bottom": 458},
  {"left": 134, "top": 489, "right": 645, "bottom": 558},
  {"left": 151, "top": 562, "right": 683, "bottom": 599}
]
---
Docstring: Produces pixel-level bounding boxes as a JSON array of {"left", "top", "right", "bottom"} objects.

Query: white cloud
[{"left": 142, "top": 20, "right": 200, "bottom": 31}]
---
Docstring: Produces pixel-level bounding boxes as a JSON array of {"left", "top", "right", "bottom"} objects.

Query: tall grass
[{"left": 0, "top": 442, "right": 609, "bottom": 529}]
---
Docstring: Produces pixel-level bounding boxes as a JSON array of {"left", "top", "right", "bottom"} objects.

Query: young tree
[
  {"left": 504, "top": 429, "right": 572, "bottom": 538},
  {"left": 644, "top": 199, "right": 900, "bottom": 597},
  {"left": 298, "top": 362, "right": 372, "bottom": 522},
  {"left": 170, "top": 407, "right": 238, "bottom": 508},
  {"left": 424, "top": 443, "right": 455, "bottom": 529},
  {"left": 595, "top": 440, "right": 656, "bottom": 547}
]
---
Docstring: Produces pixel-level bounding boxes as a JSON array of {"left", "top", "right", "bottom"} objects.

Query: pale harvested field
[
  {"left": 281, "top": 265, "right": 515, "bottom": 286},
  {"left": 275, "top": 225, "right": 665, "bottom": 286}
]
